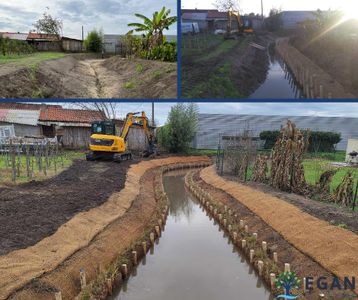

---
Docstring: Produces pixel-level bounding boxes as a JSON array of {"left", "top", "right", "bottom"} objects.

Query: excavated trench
[
  {"left": 110, "top": 172, "right": 273, "bottom": 300},
  {"left": 0, "top": 56, "right": 177, "bottom": 99}
]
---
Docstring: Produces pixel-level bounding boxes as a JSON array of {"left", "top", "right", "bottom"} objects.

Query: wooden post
[
  {"left": 262, "top": 241, "right": 267, "bottom": 254},
  {"left": 106, "top": 278, "right": 113, "bottom": 295},
  {"left": 122, "top": 264, "right": 128, "bottom": 277},
  {"left": 273, "top": 252, "right": 278, "bottom": 263},
  {"left": 150, "top": 232, "right": 155, "bottom": 245},
  {"left": 253, "top": 232, "right": 257, "bottom": 242},
  {"left": 258, "top": 260, "right": 264, "bottom": 275},
  {"left": 155, "top": 225, "right": 160, "bottom": 236},
  {"left": 270, "top": 273, "right": 276, "bottom": 289},
  {"left": 233, "top": 232, "right": 238, "bottom": 242},
  {"left": 250, "top": 249, "right": 255, "bottom": 263},
  {"left": 54, "top": 291, "right": 62, "bottom": 300},
  {"left": 242, "top": 239, "right": 246, "bottom": 249},
  {"left": 284, "top": 263, "right": 290, "bottom": 273},
  {"left": 142, "top": 241, "right": 147, "bottom": 254},
  {"left": 80, "top": 269, "right": 86, "bottom": 290},
  {"left": 132, "top": 251, "right": 138, "bottom": 265}
]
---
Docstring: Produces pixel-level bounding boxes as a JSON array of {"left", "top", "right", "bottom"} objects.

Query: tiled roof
[
  {"left": 207, "top": 11, "right": 228, "bottom": 19},
  {"left": 27, "top": 32, "right": 60, "bottom": 41},
  {"left": 0, "top": 103, "right": 105, "bottom": 124},
  {"left": 39, "top": 107, "right": 105, "bottom": 123}
]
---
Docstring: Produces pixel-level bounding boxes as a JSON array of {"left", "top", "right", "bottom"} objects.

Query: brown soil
[
  {"left": 0, "top": 159, "right": 132, "bottom": 256},
  {"left": 200, "top": 166, "right": 358, "bottom": 286},
  {"left": 192, "top": 170, "right": 357, "bottom": 299},
  {"left": 0, "top": 56, "right": 177, "bottom": 99}
]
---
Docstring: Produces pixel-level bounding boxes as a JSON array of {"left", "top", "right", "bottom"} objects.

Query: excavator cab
[{"left": 86, "top": 112, "right": 155, "bottom": 162}]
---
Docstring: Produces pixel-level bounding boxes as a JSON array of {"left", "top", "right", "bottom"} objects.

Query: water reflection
[
  {"left": 249, "top": 44, "right": 304, "bottom": 99},
  {"left": 110, "top": 174, "right": 273, "bottom": 300}
]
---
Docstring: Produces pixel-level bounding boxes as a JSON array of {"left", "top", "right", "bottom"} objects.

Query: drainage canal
[
  {"left": 250, "top": 44, "right": 304, "bottom": 99},
  {"left": 110, "top": 173, "right": 273, "bottom": 300}
]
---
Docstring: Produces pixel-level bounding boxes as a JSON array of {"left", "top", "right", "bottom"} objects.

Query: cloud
[{"left": 0, "top": 0, "right": 177, "bottom": 39}]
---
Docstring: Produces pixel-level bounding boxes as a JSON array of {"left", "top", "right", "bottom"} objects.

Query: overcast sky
[
  {"left": 182, "top": 0, "right": 357, "bottom": 17},
  {"left": 64, "top": 102, "right": 358, "bottom": 126},
  {"left": 0, "top": 0, "right": 177, "bottom": 39}
]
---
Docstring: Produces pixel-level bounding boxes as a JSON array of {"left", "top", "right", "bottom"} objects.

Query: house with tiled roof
[{"left": 0, "top": 103, "right": 105, "bottom": 148}]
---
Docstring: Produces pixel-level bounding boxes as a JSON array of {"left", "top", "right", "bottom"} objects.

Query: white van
[{"left": 181, "top": 22, "right": 200, "bottom": 35}]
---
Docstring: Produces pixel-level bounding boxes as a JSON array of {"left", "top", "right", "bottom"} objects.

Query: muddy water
[
  {"left": 250, "top": 45, "right": 303, "bottom": 99},
  {"left": 110, "top": 174, "right": 273, "bottom": 300}
]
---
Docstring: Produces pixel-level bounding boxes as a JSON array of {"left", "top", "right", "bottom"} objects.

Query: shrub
[
  {"left": 84, "top": 29, "right": 103, "bottom": 53},
  {"left": 140, "top": 42, "right": 177, "bottom": 62},
  {"left": 0, "top": 37, "right": 36, "bottom": 56},
  {"left": 158, "top": 103, "right": 198, "bottom": 153},
  {"left": 260, "top": 130, "right": 341, "bottom": 152}
]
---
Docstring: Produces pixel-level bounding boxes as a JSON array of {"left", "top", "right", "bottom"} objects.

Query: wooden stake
[
  {"left": 54, "top": 291, "right": 62, "bottom": 300},
  {"left": 258, "top": 260, "right": 264, "bottom": 275},
  {"left": 155, "top": 225, "right": 160, "bottom": 236},
  {"left": 284, "top": 263, "right": 290, "bottom": 273},
  {"left": 142, "top": 241, "right": 147, "bottom": 254},
  {"left": 122, "top": 264, "right": 128, "bottom": 277},
  {"left": 80, "top": 269, "right": 86, "bottom": 290},
  {"left": 273, "top": 252, "right": 278, "bottom": 263},
  {"left": 233, "top": 232, "right": 238, "bottom": 242},
  {"left": 242, "top": 239, "right": 246, "bottom": 249},
  {"left": 132, "top": 251, "right": 138, "bottom": 265},
  {"left": 262, "top": 241, "right": 267, "bottom": 254},
  {"left": 250, "top": 249, "right": 255, "bottom": 263},
  {"left": 150, "top": 232, "right": 155, "bottom": 245},
  {"left": 270, "top": 273, "right": 276, "bottom": 289}
]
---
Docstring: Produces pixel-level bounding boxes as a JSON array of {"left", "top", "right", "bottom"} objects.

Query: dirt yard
[
  {"left": 0, "top": 55, "right": 177, "bottom": 99},
  {"left": 0, "top": 159, "right": 132, "bottom": 255}
]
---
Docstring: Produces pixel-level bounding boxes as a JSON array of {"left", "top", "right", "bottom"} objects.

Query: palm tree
[{"left": 128, "top": 7, "right": 177, "bottom": 48}]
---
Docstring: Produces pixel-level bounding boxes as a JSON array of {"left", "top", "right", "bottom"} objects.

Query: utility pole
[
  {"left": 81, "top": 26, "right": 84, "bottom": 41},
  {"left": 261, "top": 0, "right": 264, "bottom": 20},
  {"left": 151, "top": 102, "right": 155, "bottom": 126}
]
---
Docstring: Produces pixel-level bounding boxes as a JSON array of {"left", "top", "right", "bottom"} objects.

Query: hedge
[{"left": 260, "top": 130, "right": 341, "bottom": 152}]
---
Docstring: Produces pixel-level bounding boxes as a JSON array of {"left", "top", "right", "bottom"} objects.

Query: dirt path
[
  {"left": 0, "top": 56, "right": 177, "bottom": 99},
  {"left": 200, "top": 166, "right": 358, "bottom": 283},
  {"left": 0, "top": 159, "right": 132, "bottom": 256}
]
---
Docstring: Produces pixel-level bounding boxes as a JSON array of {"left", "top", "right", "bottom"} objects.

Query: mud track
[
  {"left": 0, "top": 159, "right": 132, "bottom": 256},
  {"left": 0, "top": 55, "right": 177, "bottom": 99}
]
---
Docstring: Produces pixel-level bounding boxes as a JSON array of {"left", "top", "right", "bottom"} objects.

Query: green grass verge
[{"left": 0, "top": 52, "right": 65, "bottom": 67}]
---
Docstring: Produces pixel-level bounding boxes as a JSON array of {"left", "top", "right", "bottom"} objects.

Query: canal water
[
  {"left": 249, "top": 45, "right": 304, "bottom": 99},
  {"left": 111, "top": 173, "right": 273, "bottom": 300}
]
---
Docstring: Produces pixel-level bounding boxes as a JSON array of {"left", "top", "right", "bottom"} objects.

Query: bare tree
[
  {"left": 71, "top": 102, "right": 119, "bottom": 120},
  {"left": 213, "top": 0, "right": 239, "bottom": 11}
]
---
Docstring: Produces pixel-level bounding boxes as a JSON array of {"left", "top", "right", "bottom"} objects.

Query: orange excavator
[{"left": 225, "top": 10, "right": 254, "bottom": 39}]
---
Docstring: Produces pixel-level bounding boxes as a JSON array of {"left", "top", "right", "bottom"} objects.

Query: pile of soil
[
  {"left": 0, "top": 55, "right": 177, "bottom": 99},
  {"left": 0, "top": 159, "right": 132, "bottom": 256}
]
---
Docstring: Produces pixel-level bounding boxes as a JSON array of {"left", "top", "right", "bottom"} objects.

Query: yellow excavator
[
  {"left": 225, "top": 10, "right": 254, "bottom": 39},
  {"left": 86, "top": 111, "right": 155, "bottom": 162}
]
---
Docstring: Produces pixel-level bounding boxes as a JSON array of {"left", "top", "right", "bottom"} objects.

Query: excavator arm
[{"left": 120, "top": 112, "right": 155, "bottom": 156}]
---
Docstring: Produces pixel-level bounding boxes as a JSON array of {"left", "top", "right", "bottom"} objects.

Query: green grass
[
  {"left": 124, "top": 81, "right": 135, "bottom": 89},
  {"left": 0, "top": 150, "right": 84, "bottom": 184},
  {"left": 0, "top": 52, "right": 65, "bottom": 67}
]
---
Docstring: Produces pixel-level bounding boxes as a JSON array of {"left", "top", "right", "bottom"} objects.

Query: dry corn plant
[
  {"left": 334, "top": 171, "right": 354, "bottom": 207},
  {"left": 270, "top": 120, "right": 308, "bottom": 195},
  {"left": 252, "top": 155, "right": 269, "bottom": 183}
]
